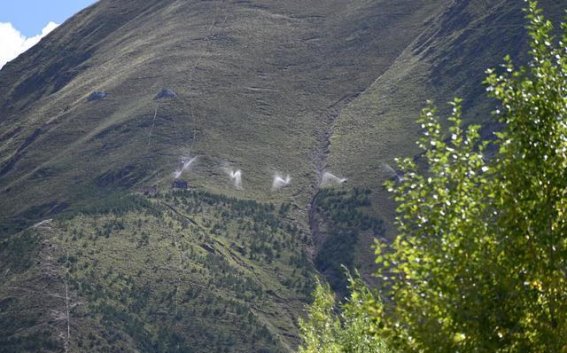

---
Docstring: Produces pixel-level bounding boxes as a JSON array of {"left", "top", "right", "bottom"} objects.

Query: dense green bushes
[{"left": 314, "top": 188, "right": 385, "bottom": 294}]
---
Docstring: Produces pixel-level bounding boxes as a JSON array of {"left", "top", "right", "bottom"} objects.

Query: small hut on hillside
[
  {"left": 154, "top": 88, "right": 177, "bottom": 100},
  {"left": 141, "top": 185, "right": 158, "bottom": 197},
  {"left": 172, "top": 179, "right": 188, "bottom": 189},
  {"left": 87, "top": 91, "right": 108, "bottom": 101}
]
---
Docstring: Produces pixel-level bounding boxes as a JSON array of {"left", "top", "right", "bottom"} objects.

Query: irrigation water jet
[
  {"left": 224, "top": 167, "right": 243, "bottom": 190},
  {"left": 382, "top": 162, "right": 404, "bottom": 183},
  {"left": 272, "top": 174, "right": 291, "bottom": 191},
  {"left": 320, "top": 171, "right": 347, "bottom": 187},
  {"left": 173, "top": 156, "right": 198, "bottom": 179}
]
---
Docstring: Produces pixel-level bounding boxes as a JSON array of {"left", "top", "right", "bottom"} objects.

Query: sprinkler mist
[
  {"left": 224, "top": 167, "right": 243, "bottom": 190},
  {"left": 272, "top": 174, "right": 291, "bottom": 191},
  {"left": 173, "top": 156, "right": 198, "bottom": 179},
  {"left": 320, "top": 171, "right": 347, "bottom": 187},
  {"left": 381, "top": 162, "right": 404, "bottom": 183}
]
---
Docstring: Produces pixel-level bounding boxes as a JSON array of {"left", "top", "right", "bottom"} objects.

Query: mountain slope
[
  {"left": 0, "top": 0, "right": 446, "bottom": 226},
  {"left": 325, "top": 0, "right": 566, "bottom": 276},
  {"left": 1, "top": 192, "right": 312, "bottom": 352},
  {"left": 0, "top": 0, "right": 565, "bottom": 352}
]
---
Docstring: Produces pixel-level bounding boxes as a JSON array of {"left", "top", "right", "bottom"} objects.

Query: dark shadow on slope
[{"left": 311, "top": 188, "right": 385, "bottom": 298}]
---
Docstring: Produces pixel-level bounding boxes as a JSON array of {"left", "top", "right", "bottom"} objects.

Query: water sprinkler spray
[
  {"left": 272, "top": 173, "right": 292, "bottom": 191},
  {"left": 223, "top": 167, "right": 243, "bottom": 190},
  {"left": 320, "top": 171, "right": 348, "bottom": 187},
  {"left": 173, "top": 156, "right": 198, "bottom": 178}
]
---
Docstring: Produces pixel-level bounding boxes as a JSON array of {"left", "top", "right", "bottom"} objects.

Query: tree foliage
[
  {"left": 298, "top": 274, "right": 394, "bottom": 353},
  {"left": 300, "top": 1, "right": 566, "bottom": 352},
  {"left": 375, "top": 2, "right": 567, "bottom": 352}
]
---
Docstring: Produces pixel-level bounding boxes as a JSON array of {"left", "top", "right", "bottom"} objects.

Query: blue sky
[
  {"left": 0, "top": 0, "right": 95, "bottom": 36},
  {"left": 0, "top": 0, "right": 95, "bottom": 69}
]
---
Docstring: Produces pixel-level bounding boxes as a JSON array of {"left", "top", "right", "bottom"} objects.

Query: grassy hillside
[
  {"left": 1, "top": 190, "right": 314, "bottom": 352},
  {"left": 327, "top": 0, "right": 566, "bottom": 272},
  {"left": 0, "top": 0, "right": 449, "bottom": 228},
  {"left": 0, "top": 0, "right": 565, "bottom": 351}
]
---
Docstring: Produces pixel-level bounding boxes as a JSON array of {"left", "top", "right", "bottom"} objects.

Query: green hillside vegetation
[
  {"left": 311, "top": 188, "right": 384, "bottom": 295},
  {"left": 328, "top": 0, "right": 565, "bottom": 235},
  {"left": 0, "top": 0, "right": 448, "bottom": 228},
  {"left": 0, "top": 0, "right": 566, "bottom": 352},
  {"left": 2, "top": 0, "right": 563, "bottom": 234},
  {"left": 299, "top": 3, "right": 567, "bottom": 352},
  {"left": 1, "top": 190, "right": 314, "bottom": 353}
]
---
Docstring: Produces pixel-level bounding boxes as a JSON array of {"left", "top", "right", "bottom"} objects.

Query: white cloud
[{"left": 0, "top": 21, "right": 59, "bottom": 70}]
